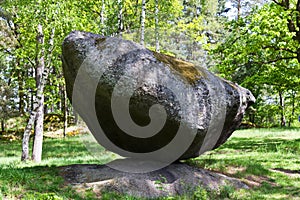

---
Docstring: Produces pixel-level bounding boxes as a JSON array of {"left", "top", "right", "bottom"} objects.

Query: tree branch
[
  {"left": 46, "top": 28, "right": 55, "bottom": 69},
  {"left": 0, "top": 8, "right": 11, "bottom": 21},
  {"left": 217, "top": 30, "right": 248, "bottom": 53},
  {"left": 234, "top": 56, "right": 298, "bottom": 69},
  {"left": 262, "top": 46, "right": 297, "bottom": 54},
  {"left": 252, "top": 56, "right": 297, "bottom": 65},
  {"left": 26, "top": 57, "right": 35, "bottom": 67},
  {"left": 296, "top": 0, "right": 300, "bottom": 41},
  {"left": 272, "top": 0, "right": 284, "bottom": 6},
  {"left": 0, "top": 48, "right": 13, "bottom": 56}
]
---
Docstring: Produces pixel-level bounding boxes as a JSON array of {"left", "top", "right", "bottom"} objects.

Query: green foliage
[
  {"left": 193, "top": 186, "right": 209, "bottom": 200},
  {"left": 213, "top": 1, "right": 300, "bottom": 127},
  {"left": 0, "top": 0, "right": 101, "bottom": 114},
  {"left": 23, "top": 192, "right": 63, "bottom": 200},
  {"left": 154, "top": 175, "right": 168, "bottom": 192}
]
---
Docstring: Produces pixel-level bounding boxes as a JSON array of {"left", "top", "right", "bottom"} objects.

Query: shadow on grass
[{"left": 0, "top": 165, "right": 95, "bottom": 199}]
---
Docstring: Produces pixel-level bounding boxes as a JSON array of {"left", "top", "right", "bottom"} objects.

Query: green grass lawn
[
  {"left": 187, "top": 128, "right": 300, "bottom": 200},
  {"left": 0, "top": 128, "right": 299, "bottom": 199}
]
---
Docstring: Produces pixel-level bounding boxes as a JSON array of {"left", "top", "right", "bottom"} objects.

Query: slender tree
[
  {"left": 63, "top": 86, "right": 68, "bottom": 137},
  {"left": 117, "top": 0, "right": 123, "bottom": 37},
  {"left": 31, "top": 24, "right": 45, "bottom": 162},
  {"left": 100, "top": 0, "right": 106, "bottom": 34},
  {"left": 140, "top": 0, "right": 146, "bottom": 45},
  {"left": 237, "top": 0, "right": 241, "bottom": 20},
  {"left": 279, "top": 91, "right": 286, "bottom": 127},
  {"left": 155, "top": 0, "right": 160, "bottom": 52}
]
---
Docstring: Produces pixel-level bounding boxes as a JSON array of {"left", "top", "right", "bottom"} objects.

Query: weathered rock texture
[
  {"left": 62, "top": 31, "right": 255, "bottom": 161},
  {"left": 59, "top": 163, "right": 249, "bottom": 198}
]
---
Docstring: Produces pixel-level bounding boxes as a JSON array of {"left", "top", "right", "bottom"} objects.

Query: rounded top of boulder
[{"left": 63, "top": 31, "right": 210, "bottom": 85}]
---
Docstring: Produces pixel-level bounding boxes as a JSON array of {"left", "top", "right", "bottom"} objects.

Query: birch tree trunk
[
  {"left": 155, "top": 0, "right": 160, "bottom": 52},
  {"left": 237, "top": 0, "right": 241, "bottom": 20},
  {"left": 32, "top": 24, "right": 45, "bottom": 163},
  {"left": 100, "top": 0, "right": 105, "bottom": 34},
  {"left": 140, "top": 0, "right": 146, "bottom": 46},
  {"left": 21, "top": 27, "right": 54, "bottom": 162},
  {"left": 30, "top": 68, "right": 34, "bottom": 111},
  {"left": 63, "top": 86, "right": 68, "bottom": 137},
  {"left": 117, "top": 0, "right": 123, "bottom": 37},
  {"left": 288, "top": 90, "right": 295, "bottom": 127},
  {"left": 18, "top": 70, "right": 25, "bottom": 114},
  {"left": 279, "top": 91, "right": 286, "bottom": 127},
  {"left": 73, "top": 109, "right": 79, "bottom": 125}
]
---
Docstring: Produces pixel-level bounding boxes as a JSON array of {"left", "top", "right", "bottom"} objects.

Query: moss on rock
[{"left": 152, "top": 51, "right": 206, "bottom": 84}]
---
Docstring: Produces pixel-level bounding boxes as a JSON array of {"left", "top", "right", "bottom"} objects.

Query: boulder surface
[{"left": 62, "top": 31, "right": 255, "bottom": 162}]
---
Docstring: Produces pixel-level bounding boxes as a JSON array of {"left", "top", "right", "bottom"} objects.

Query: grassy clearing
[
  {"left": 186, "top": 128, "right": 300, "bottom": 200},
  {"left": 0, "top": 128, "right": 299, "bottom": 199},
  {"left": 0, "top": 136, "right": 116, "bottom": 199}
]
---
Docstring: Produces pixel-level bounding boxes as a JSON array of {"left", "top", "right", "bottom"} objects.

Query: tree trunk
[
  {"left": 18, "top": 70, "right": 25, "bottom": 114},
  {"left": 140, "top": 0, "right": 146, "bottom": 46},
  {"left": 44, "top": 96, "right": 48, "bottom": 115},
  {"left": 155, "top": 0, "right": 160, "bottom": 52},
  {"left": 21, "top": 82, "right": 47, "bottom": 161},
  {"left": 21, "top": 26, "right": 54, "bottom": 162},
  {"left": 237, "top": 0, "right": 241, "bottom": 20},
  {"left": 288, "top": 90, "right": 295, "bottom": 127},
  {"left": 30, "top": 68, "right": 34, "bottom": 111},
  {"left": 73, "top": 109, "right": 79, "bottom": 125},
  {"left": 1, "top": 120, "right": 5, "bottom": 132},
  {"left": 32, "top": 24, "right": 45, "bottom": 163},
  {"left": 117, "top": 0, "right": 123, "bottom": 37},
  {"left": 22, "top": 114, "right": 33, "bottom": 161},
  {"left": 63, "top": 86, "right": 68, "bottom": 137},
  {"left": 100, "top": 0, "right": 105, "bottom": 34},
  {"left": 57, "top": 85, "right": 62, "bottom": 111},
  {"left": 248, "top": 111, "right": 255, "bottom": 124},
  {"left": 279, "top": 91, "right": 286, "bottom": 127}
]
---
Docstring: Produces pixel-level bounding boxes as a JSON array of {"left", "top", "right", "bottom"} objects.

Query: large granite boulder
[{"left": 62, "top": 31, "right": 255, "bottom": 164}]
